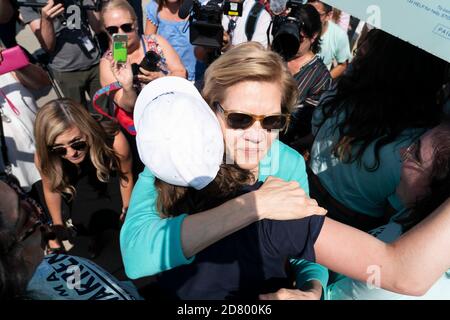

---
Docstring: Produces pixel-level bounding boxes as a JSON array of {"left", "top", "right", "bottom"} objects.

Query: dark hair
[
  {"left": 307, "top": 0, "right": 332, "bottom": 13},
  {"left": 155, "top": 163, "right": 254, "bottom": 217},
  {"left": 397, "top": 121, "right": 450, "bottom": 231},
  {"left": 0, "top": 175, "right": 31, "bottom": 300},
  {"left": 294, "top": 4, "right": 323, "bottom": 54},
  {"left": 156, "top": 0, "right": 182, "bottom": 12},
  {"left": 319, "top": 29, "right": 448, "bottom": 171}
]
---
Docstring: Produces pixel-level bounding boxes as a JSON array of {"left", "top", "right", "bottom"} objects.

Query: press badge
[
  {"left": 223, "top": 0, "right": 243, "bottom": 16},
  {"left": 81, "top": 36, "right": 95, "bottom": 52}
]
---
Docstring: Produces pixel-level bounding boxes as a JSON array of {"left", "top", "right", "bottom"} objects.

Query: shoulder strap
[
  {"left": 140, "top": 35, "right": 147, "bottom": 54},
  {"left": 0, "top": 108, "right": 11, "bottom": 174},
  {"left": 92, "top": 81, "right": 122, "bottom": 120},
  {"left": 245, "top": 0, "right": 265, "bottom": 41}
]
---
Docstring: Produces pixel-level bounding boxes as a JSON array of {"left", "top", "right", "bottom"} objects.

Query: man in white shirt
[{"left": 222, "top": 0, "right": 272, "bottom": 48}]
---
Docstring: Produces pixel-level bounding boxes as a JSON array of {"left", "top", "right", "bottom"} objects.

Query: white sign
[{"left": 324, "top": 0, "right": 450, "bottom": 62}]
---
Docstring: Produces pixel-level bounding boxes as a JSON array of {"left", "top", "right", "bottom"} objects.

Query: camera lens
[{"left": 272, "top": 21, "right": 301, "bottom": 60}]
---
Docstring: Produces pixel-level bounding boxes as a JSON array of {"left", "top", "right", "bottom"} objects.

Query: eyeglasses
[
  {"left": 401, "top": 140, "right": 423, "bottom": 170},
  {"left": 49, "top": 140, "right": 88, "bottom": 157},
  {"left": 105, "top": 23, "right": 134, "bottom": 36},
  {"left": 214, "top": 101, "right": 290, "bottom": 131}
]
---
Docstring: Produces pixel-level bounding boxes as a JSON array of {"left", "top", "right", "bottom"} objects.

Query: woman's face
[
  {"left": 103, "top": 8, "right": 139, "bottom": 51},
  {"left": 52, "top": 126, "right": 89, "bottom": 165},
  {"left": 215, "top": 81, "right": 283, "bottom": 172},
  {"left": 397, "top": 128, "right": 437, "bottom": 207}
]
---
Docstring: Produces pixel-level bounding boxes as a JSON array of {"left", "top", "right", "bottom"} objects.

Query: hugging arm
[
  {"left": 315, "top": 198, "right": 450, "bottom": 296},
  {"left": 120, "top": 168, "right": 325, "bottom": 278}
]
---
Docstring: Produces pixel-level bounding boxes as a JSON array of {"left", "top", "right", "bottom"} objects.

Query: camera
[
  {"left": 179, "top": 0, "right": 224, "bottom": 48},
  {"left": 132, "top": 51, "right": 162, "bottom": 76},
  {"left": 271, "top": 0, "right": 305, "bottom": 60}
]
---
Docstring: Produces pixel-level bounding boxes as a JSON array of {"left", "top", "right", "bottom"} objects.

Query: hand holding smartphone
[{"left": 42, "top": 0, "right": 65, "bottom": 20}]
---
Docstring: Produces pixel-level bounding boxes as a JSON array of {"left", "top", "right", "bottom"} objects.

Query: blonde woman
[
  {"left": 122, "top": 43, "right": 450, "bottom": 299},
  {"left": 99, "top": 0, "right": 186, "bottom": 113},
  {"left": 34, "top": 99, "right": 133, "bottom": 258}
]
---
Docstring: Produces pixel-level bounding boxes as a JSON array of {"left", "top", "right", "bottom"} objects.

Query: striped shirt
[
  {"left": 280, "top": 55, "right": 333, "bottom": 144},
  {"left": 293, "top": 55, "right": 333, "bottom": 108}
]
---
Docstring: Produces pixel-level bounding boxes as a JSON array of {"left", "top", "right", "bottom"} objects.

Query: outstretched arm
[
  {"left": 315, "top": 198, "right": 450, "bottom": 296},
  {"left": 120, "top": 169, "right": 325, "bottom": 279}
]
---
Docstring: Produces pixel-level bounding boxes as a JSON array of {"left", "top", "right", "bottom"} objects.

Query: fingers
[
  {"left": 43, "top": 0, "right": 65, "bottom": 19},
  {"left": 259, "top": 288, "right": 293, "bottom": 300},
  {"left": 48, "top": 4, "right": 65, "bottom": 18},
  {"left": 136, "top": 72, "right": 161, "bottom": 83},
  {"left": 301, "top": 197, "right": 327, "bottom": 216},
  {"left": 260, "top": 288, "right": 319, "bottom": 300},
  {"left": 307, "top": 204, "right": 327, "bottom": 216},
  {"left": 258, "top": 293, "right": 273, "bottom": 300}
]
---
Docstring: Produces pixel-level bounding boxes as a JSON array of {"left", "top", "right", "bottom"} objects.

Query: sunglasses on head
[
  {"left": 214, "top": 102, "right": 290, "bottom": 131},
  {"left": 49, "top": 140, "right": 88, "bottom": 157},
  {"left": 105, "top": 23, "right": 134, "bottom": 36}
]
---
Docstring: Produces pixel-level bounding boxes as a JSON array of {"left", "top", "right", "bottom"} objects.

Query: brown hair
[
  {"left": 398, "top": 121, "right": 450, "bottom": 230},
  {"left": 34, "top": 99, "right": 127, "bottom": 199},
  {"left": 155, "top": 163, "right": 254, "bottom": 217},
  {"left": 156, "top": 0, "right": 183, "bottom": 12}
]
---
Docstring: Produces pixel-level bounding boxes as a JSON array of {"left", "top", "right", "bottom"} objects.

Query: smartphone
[{"left": 112, "top": 34, "right": 128, "bottom": 64}]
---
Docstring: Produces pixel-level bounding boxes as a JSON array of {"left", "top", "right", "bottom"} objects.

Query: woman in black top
[{"left": 34, "top": 99, "right": 133, "bottom": 258}]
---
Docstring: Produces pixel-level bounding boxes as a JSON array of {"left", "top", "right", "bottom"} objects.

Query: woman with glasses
[
  {"left": 308, "top": 29, "right": 449, "bottom": 232},
  {"left": 145, "top": 0, "right": 200, "bottom": 82},
  {"left": 121, "top": 42, "right": 328, "bottom": 298},
  {"left": 262, "top": 121, "right": 450, "bottom": 299},
  {"left": 99, "top": 0, "right": 186, "bottom": 114},
  {"left": 34, "top": 99, "right": 133, "bottom": 258},
  {"left": 123, "top": 68, "right": 450, "bottom": 299},
  {"left": 0, "top": 174, "right": 141, "bottom": 300}
]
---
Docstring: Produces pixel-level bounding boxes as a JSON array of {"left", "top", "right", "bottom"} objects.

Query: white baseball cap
[{"left": 134, "top": 76, "right": 224, "bottom": 190}]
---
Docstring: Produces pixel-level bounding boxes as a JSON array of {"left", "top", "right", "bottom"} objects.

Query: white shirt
[
  {"left": 0, "top": 72, "right": 41, "bottom": 190},
  {"left": 221, "top": 0, "right": 272, "bottom": 47}
]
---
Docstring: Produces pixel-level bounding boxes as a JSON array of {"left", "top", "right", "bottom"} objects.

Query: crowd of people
[{"left": 1, "top": 0, "right": 450, "bottom": 300}]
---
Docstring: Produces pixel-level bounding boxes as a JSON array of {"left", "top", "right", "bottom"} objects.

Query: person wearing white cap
[
  {"left": 122, "top": 42, "right": 328, "bottom": 298},
  {"left": 121, "top": 42, "right": 450, "bottom": 299},
  {"left": 133, "top": 76, "right": 225, "bottom": 191},
  {"left": 129, "top": 74, "right": 329, "bottom": 299}
]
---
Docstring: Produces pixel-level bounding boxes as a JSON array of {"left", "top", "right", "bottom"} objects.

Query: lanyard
[{"left": 0, "top": 88, "right": 20, "bottom": 116}]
